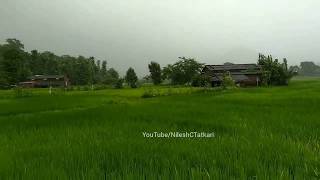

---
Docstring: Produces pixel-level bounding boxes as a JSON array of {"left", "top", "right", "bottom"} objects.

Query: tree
[
  {"left": 289, "top": 65, "right": 300, "bottom": 76},
  {"left": 0, "top": 39, "right": 123, "bottom": 87},
  {"left": 75, "top": 56, "right": 91, "bottom": 85},
  {"left": 161, "top": 64, "right": 173, "bottom": 81},
  {"left": 88, "top": 57, "right": 96, "bottom": 84},
  {"left": 0, "top": 39, "right": 29, "bottom": 84},
  {"left": 105, "top": 68, "right": 119, "bottom": 85},
  {"left": 100, "top": 60, "right": 108, "bottom": 83},
  {"left": 40, "top": 51, "right": 59, "bottom": 75},
  {"left": 114, "top": 78, "right": 124, "bottom": 89},
  {"left": 162, "top": 57, "right": 203, "bottom": 85},
  {"left": 300, "top": 61, "right": 320, "bottom": 76},
  {"left": 29, "top": 50, "right": 41, "bottom": 74},
  {"left": 148, "top": 61, "right": 162, "bottom": 85},
  {"left": 125, "top": 67, "right": 138, "bottom": 88},
  {"left": 6, "top": 39, "right": 24, "bottom": 50},
  {"left": 101, "top": 60, "right": 107, "bottom": 74},
  {"left": 258, "top": 53, "right": 294, "bottom": 86}
]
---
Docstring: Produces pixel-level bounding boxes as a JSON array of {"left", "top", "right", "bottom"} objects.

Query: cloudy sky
[{"left": 1, "top": 0, "right": 319, "bottom": 76}]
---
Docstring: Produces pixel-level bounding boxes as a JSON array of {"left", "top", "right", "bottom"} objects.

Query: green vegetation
[
  {"left": 0, "top": 39, "right": 121, "bottom": 88},
  {"left": 2, "top": 38, "right": 312, "bottom": 90},
  {"left": 148, "top": 61, "right": 162, "bottom": 85},
  {"left": 162, "top": 57, "right": 204, "bottom": 85},
  {"left": 125, "top": 67, "right": 138, "bottom": 88},
  {"left": 222, "top": 72, "right": 236, "bottom": 89},
  {"left": 258, "top": 54, "right": 294, "bottom": 86},
  {"left": 0, "top": 78, "right": 319, "bottom": 179}
]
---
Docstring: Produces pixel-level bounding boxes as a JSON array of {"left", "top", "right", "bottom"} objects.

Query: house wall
[
  {"left": 241, "top": 75, "right": 260, "bottom": 86},
  {"left": 33, "top": 79, "right": 67, "bottom": 88}
]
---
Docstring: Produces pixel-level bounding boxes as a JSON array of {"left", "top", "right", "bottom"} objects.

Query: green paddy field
[{"left": 0, "top": 78, "right": 319, "bottom": 179}]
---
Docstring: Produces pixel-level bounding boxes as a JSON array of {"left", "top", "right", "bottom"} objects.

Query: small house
[
  {"left": 202, "top": 64, "right": 262, "bottom": 87},
  {"left": 19, "top": 75, "right": 69, "bottom": 88}
]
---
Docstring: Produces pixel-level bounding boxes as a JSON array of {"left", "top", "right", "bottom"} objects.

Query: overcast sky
[{"left": 1, "top": 0, "right": 319, "bottom": 76}]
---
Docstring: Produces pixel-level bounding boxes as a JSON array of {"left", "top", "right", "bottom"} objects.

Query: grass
[{"left": 0, "top": 78, "right": 320, "bottom": 179}]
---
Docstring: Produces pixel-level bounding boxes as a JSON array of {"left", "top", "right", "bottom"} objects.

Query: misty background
[{"left": 1, "top": 0, "right": 319, "bottom": 76}]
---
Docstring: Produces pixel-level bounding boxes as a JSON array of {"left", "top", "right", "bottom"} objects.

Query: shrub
[
  {"left": 164, "top": 88, "right": 174, "bottom": 96},
  {"left": 141, "top": 88, "right": 160, "bottom": 98},
  {"left": 222, "top": 72, "right": 236, "bottom": 89},
  {"left": 191, "top": 74, "right": 211, "bottom": 87},
  {"left": 114, "top": 78, "right": 124, "bottom": 89},
  {"left": 258, "top": 54, "right": 294, "bottom": 86}
]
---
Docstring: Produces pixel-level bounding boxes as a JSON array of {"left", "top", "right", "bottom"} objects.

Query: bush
[
  {"left": 258, "top": 54, "right": 293, "bottom": 86},
  {"left": 114, "top": 79, "right": 124, "bottom": 89},
  {"left": 191, "top": 74, "right": 211, "bottom": 87},
  {"left": 141, "top": 88, "right": 160, "bottom": 98},
  {"left": 222, "top": 72, "right": 236, "bottom": 89},
  {"left": 164, "top": 88, "right": 174, "bottom": 96}
]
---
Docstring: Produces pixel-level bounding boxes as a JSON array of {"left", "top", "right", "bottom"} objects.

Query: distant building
[
  {"left": 202, "top": 64, "right": 262, "bottom": 87},
  {"left": 19, "top": 75, "right": 69, "bottom": 88}
]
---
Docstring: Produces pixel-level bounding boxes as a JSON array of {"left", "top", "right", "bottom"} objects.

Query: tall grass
[{"left": 0, "top": 79, "right": 319, "bottom": 179}]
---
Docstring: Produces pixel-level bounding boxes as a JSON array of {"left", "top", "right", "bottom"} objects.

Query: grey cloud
[{"left": 1, "top": 0, "right": 319, "bottom": 76}]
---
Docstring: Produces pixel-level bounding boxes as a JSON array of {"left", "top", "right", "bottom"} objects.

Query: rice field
[{"left": 0, "top": 78, "right": 319, "bottom": 179}]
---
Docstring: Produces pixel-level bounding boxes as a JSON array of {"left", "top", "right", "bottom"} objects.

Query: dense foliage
[
  {"left": 191, "top": 74, "right": 211, "bottom": 87},
  {"left": 222, "top": 72, "right": 236, "bottom": 88},
  {"left": 0, "top": 39, "right": 120, "bottom": 88},
  {"left": 162, "top": 57, "right": 204, "bottom": 85},
  {"left": 258, "top": 53, "right": 294, "bottom": 86},
  {"left": 148, "top": 61, "right": 162, "bottom": 85},
  {"left": 125, "top": 67, "right": 138, "bottom": 88},
  {"left": 2, "top": 38, "right": 318, "bottom": 90}
]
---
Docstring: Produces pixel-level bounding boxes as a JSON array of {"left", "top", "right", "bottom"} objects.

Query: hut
[
  {"left": 202, "top": 64, "right": 262, "bottom": 87},
  {"left": 19, "top": 75, "right": 69, "bottom": 88}
]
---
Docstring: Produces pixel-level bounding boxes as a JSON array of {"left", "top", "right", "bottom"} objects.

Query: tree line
[
  {"left": 0, "top": 39, "right": 204, "bottom": 89},
  {"left": 1, "top": 38, "right": 317, "bottom": 89},
  {"left": 0, "top": 39, "right": 132, "bottom": 89},
  {"left": 289, "top": 61, "right": 320, "bottom": 76}
]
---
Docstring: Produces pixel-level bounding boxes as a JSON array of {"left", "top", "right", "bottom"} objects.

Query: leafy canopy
[
  {"left": 125, "top": 67, "right": 138, "bottom": 88},
  {"left": 148, "top": 61, "right": 162, "bottom": 85},
  {"left": 162, "top": 57, "right": 203, "bottom": 85}
]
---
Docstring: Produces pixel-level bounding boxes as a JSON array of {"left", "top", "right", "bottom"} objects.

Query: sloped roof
[
  {"left": 203, "top": 64, "right": 261, "bottom": 71},
  {"left": 231, "top": 74, "right": 249, "bottom": 81},
  {"left": 28, "top": 75, "right": 65, "bottom": 80}
]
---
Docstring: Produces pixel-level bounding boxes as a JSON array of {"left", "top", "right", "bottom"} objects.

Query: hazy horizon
[{"left": 1, "top": 0, "right": 319, "bottom": 76}]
